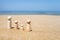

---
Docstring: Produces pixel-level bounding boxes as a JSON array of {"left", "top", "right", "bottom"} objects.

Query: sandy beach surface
[{"left": 0, "top": 15, "right": 60, "bottom": 40}]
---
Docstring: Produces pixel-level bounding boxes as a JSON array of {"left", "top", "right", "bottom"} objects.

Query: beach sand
[{"left": 0, "top": 15, "right": 60, "bottom": 40}]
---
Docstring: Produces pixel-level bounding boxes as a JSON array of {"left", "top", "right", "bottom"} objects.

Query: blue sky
[{"left": 0, "top": 0, "right": 60, "bottom": 11}]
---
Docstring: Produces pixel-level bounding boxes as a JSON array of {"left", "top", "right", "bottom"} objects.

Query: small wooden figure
[
  {"left": 14, "top": 20, "right": 19, "bottom": 29},
  {"left": 20, "top": 25, "right": 24, "bottom": 31},
  {"left": 26, "top": 20, "right": 32, "bottom": 32}
]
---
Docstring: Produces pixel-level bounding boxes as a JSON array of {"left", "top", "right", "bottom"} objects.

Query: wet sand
[{"left": 0, "top": 15, "right": 60, "bottom": 40}]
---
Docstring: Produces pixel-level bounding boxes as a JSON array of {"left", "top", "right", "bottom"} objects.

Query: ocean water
[{"left": 0, "top": 11, "right": 60, "bottom": 15}]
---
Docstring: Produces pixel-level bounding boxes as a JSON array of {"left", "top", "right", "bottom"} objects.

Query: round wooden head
[
  {"left": 27, "top": 20, "right": 31, "bottom": 24},
  {"left": 8, "top": 16, "right": 11, "bottom": 20},
  {"left": 21, "top": 25, "right": 23, "bottom": 27},
  {"left": 15, "top": 20, "right": 18, "bottom": 24}
]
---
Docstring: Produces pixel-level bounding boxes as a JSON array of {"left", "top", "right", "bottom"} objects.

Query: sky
[{"left": 0, "top": 0, "right": 60, "bottom": 11}]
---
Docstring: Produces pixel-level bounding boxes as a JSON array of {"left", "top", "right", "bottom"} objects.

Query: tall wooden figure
[
  {"left": 26, "top": 20, "right": 32, "bottom": 32},
  {"left": 8, "top": 16, "right": 12, "bottom": 29}
]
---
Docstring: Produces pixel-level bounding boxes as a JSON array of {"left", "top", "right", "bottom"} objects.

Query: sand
[{"left": 0, "top": 15, "right": 60, "bottom": 40}]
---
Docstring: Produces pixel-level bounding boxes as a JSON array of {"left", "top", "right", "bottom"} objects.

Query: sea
[{"left": 0, "top": 11, "right": 60, "bottom": 15}]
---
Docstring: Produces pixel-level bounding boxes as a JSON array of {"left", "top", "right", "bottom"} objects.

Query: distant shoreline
[{"left": 0, "top": 11, "right": 60, "bottom": 15}]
